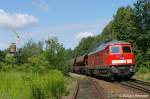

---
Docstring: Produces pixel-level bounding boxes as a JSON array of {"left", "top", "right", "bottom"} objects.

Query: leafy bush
[
  {"left": 138, "top": 67, "right": 149, "bottom": 73},
  {"left": 135, "top": 48, "right": 150, "bottom": 73},
  {"left": 137, "top": 62, "right": 150, "bottom": 73},
  {"left": 27, "top": 54, "right": 50, "bottom": 73}
]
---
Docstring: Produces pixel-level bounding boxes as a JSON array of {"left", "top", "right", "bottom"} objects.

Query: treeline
[
  {"left": 73, "top": 0, "right": 150, "bottom": 69},
  {"left": 0, "top": 37, "right": 72, "bottom": 75}
]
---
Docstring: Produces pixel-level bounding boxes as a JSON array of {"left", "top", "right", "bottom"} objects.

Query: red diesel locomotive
[{"left": 72, "top": 40, "right": 136, "bottom": 80}]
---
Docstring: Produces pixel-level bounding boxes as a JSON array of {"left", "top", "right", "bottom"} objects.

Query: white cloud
[
  {"left": 0, "top": 9, "right": 39, "bottom": 29},
  {"left": 76, "top": 32, "right": 94, "bottom": 39}
]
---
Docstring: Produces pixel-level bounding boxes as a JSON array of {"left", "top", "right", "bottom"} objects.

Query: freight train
[{"left": 71, "top": 40, "right": 136, "bottom": 80}]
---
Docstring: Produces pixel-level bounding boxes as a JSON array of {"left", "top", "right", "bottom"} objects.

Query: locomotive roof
[{"left": 89, "top": 40, "right": 130, "bottom": 55}]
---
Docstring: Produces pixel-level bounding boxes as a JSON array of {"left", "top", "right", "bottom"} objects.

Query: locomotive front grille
[
  {"left": 112, "top": 66, "right": 133, "bottom": 74},
  {"left": 120, "top": 66, "right": 135, "bottom": 74}
]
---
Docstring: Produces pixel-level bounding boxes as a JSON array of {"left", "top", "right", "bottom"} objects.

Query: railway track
[
  {"left": 118, "top": 80, "right": 150, "bottom": 94},
  {"left": 73, "top": 76, "right": 106, "bottom": 99}
]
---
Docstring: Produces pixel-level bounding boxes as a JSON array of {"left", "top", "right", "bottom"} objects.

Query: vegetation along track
[
  {"left": 118, "top": 79, "right": 150, "bottom": 94},
  {"left": 73, "top": 76, "right": 106, "bottom": 99}
]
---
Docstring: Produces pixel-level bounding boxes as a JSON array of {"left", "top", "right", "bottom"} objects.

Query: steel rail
[
  {"left": 134, "top": 80, "right": 150, "bottom": 86},
  {"left": 72, "top": 80, "right": 80, "bottom": 99},
  {"left": 119, "top": 81, "right": 150, "bottom": 94}
]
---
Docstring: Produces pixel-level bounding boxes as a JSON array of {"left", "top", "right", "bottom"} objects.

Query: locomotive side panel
[
  {"left": 88, "top": 47, "right": 110, "bottom": 68},
  {"left": 87, "top": 54, "right": 94, "bottom": 69},
  {"left": 103, "top": 47, "right": 109, "bottom": 66}
]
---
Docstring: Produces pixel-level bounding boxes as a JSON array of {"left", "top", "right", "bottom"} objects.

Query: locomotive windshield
[
  {"left": 111, "top": 46, "right": 120, "bottom": 53},
  {"left": 123, "top": 46, "right": 131, "bottom": 53}
]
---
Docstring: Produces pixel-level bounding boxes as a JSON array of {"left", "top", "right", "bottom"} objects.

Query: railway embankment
[
  {"left": 61, "top": 73, "right": 84, "bottom": 99},
  {"left": 133, "top": 72, "right": 150, "bottom": 82}
]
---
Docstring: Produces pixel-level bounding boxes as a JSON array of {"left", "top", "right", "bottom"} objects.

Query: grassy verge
[
  {"left": 61, "top": 73, "right": 80, "bottom": 99},
  {"left": 133, "top": 66, "right": 150, "bottom": 82},
  {"left": 0, "top": 70, "right": 67, "bottom": 99}
]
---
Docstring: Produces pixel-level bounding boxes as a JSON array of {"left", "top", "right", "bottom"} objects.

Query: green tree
[
  {"left": 134, "top": 0, "right": 150, "bottom": 52},
  {"left": 0, "top": 50, "right": 6, "bottom": 62},
  {"left": 74, "top": 36, "right": 95, "bottom": 56},
  {"left": 45, "top": 37, "right": 70, "bottom": 75},
  {"left": 133, "top": 0, "right": 150, "bottom": 69},
  {"left": 16, "top": 40, "right": 43, "bottom": 64},
  {"left": 112, "top": 6, "right": 138, "bottom": 44}
]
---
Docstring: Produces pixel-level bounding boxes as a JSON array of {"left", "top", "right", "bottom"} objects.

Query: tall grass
[
  {"left": 0, "top": 72, "right": 32, "bottom": 99},
  {"left": 0, "top": 70, "right": 66, "bottom": 99},
  {"left": 46, "top": 71, "right": 66, "bottom": 99}
]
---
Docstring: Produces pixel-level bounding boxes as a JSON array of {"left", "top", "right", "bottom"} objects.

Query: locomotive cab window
[
  {"left": 110, "top": 46, "right": 120, "bottom": 54},
  {"left": 123, "top": 46, "right": 131, "bottom": 53}
]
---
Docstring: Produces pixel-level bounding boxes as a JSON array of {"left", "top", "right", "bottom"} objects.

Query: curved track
[{"left": 118, "top": 80, "right": 150, "bottom": 94}]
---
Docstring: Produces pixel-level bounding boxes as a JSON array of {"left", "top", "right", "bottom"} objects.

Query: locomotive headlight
[
  {"left": 129, "top": 66, "right": 135, "bottom": 72},
  {"left": 111, "top": 66, "right": 119, "bottom": 73},
  {"left": 127, "top": 59, "right": 132, "bottom": 63}
]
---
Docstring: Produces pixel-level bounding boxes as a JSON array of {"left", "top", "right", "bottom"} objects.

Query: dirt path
[{"left": 75, "top": 77, "right": 101, "bottom": 99}]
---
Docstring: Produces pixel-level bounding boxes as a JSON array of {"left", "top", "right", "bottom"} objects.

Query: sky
[{"left": 0, "top": 0, "right": 136, "bottom": 50}]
